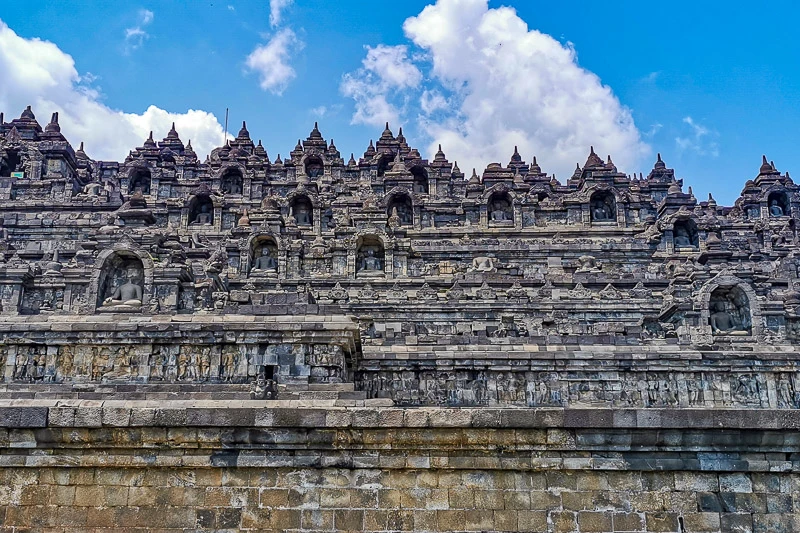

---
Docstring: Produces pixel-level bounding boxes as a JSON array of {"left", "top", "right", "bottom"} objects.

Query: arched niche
[
  {"left": 304, "top": 156, "right": 324, "bottom": 178},
  {"left": 411, "top": 166, "right": 428, "bottom": 194},
  {"left": 95, "top": 251, "right": 147, "bottom": 310},
  {"left": 387, "top": 193, "right": 413, "bottom": 227},
  {"left": 220, "top": 168, "right": 243, "bottom": 195},
  {"left": 709, "top": 285, "right": 752, "bottom": 335},
  {"left": 673, "top": 219, "right": 699, "bottom": 248},
  {"left": 129, "top": 168, "right": 152, "bottom": 195},
  {"left": 488, "top": 191, "right": 513, "bottom": 223},
  {"left": 249, "top": 236, "right": 279, "bottom": 275},
  {"left": 0, "top": 150, "right": 21, "bottom": 177},
  {"left": 357, "top": 235, "right": 385, "bottom": 276},
  {"left": 768, "top": 191, "right": 790, "bottom": 217},
  {"left": 290, "top": 195, "right": 313, "bottom": 226},
  {"left": 590, "top": 190, "right": 616, "bottom": 222},
  {"left": 189, "top": 196, "right": 215, "bottom": 226}
]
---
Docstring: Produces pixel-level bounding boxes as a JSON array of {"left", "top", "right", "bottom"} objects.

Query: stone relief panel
[{"left": 357, "top": 369, "right": 796, "bottom": 409}]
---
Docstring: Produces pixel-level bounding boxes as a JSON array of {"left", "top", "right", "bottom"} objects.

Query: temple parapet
[{"left": 0, "top": 105, "right": 797, "bottom": 407}]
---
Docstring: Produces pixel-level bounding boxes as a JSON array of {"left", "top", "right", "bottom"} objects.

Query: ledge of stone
[{"left": 0, "top": 402, "right": 797, "bottom": 430}]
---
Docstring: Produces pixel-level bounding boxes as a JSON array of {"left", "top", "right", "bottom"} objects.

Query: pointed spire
[
  {"left": 144, "top": 131, "right": 156, "bottom": 148},
  {"left": 389, "top": 151, "right": 405, "bottom": 172},
  {"left": 167, "top": 122, "right": 179, "bottom": 139},
  {"left": 434, "top": 144, "right": 446, "bottom": 162},
  {"left": 529, "top": 155, "right": 541, "bottom": 174},
  {"left": 708, "top": 193, "right": 717, "bottom": 207},
  {"left": 380, "top": 122, "right": 394, "bottom": 140},
  {"left": 0, "top": 112, "right": 4, "bottom": 124},
  {"left": 364, "top": 139, "right": 376, "bottom": 158},
  {"left": 238, "top": 208, "right": 251, "bottom": 227},
  {"left": 760, "top": 155, "right": 772, "bottom": 174},
  {"left": 255, "top": 139, "right": 267, "bottom": 157},
  {"left": 310, "top": 121, "right": 322, "bottom": 139},
  {"left": 21, "top": 105, "right": 35, "bottom": 120},
  {"left": 469, "top": 168, "right": 480, "bottom": 185},
  {"left": 185, "top": 139, "right": 196, "bottom": 157},
  {"left": 236, "top": 121, "right": 250, "bottom": 141},
  {"left": 510, "top": 145, "right": 521, "bottom": 163},
  {"left": 274, "top": 153, "right": 283, "bottom": 165},
  {"left": 76, "top": 141, "right": 88, "bottom": 160},
  {"left": 584, "top": 146, "right": 604, "bottom": 168},
  {"left": 452, "top": 161, "right": 461, "bottom": 175},
  {"left": 45, "top": 112, "right": 61, "bottom": 134},
  {"left": 655, "top": 152, "right": 666, "bottom": 169},
  {"left": 348, "top": 153, "right": 357, "bottom": 167},
  {"left": 294, "top": 139, "right": 302, "bottom": 151}
]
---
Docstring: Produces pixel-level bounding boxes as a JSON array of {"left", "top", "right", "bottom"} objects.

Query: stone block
[
  {"left": 578, "top": 511, "right": 613, "bottom": 532},
  {"left": 613, "top": 512, "right": 645, "bottom": 531},
  {"left": 464, "top": 509, "right": 494, "bottom": 531},
  {"left": 646, "top": 512, "right": 679, "bottom": 532},
  {"left": 549, "top": 510, "right": 577, "bottom": 533},
  {"left": 683, "top": 512, "right": 721, "bottom": 532},
  {"left": 0, "top": 407, "right": 47, "bottom": 427},
  {"left": 436, "top": 509, "right": 466, "bottom": 531},
  {"left": 720, "top": 513, "right": 754, "bottom": 533},
  {"left": 720, "top": 472, "right": 753, "bottom": 493},
  {"left": 302, "top": 509, "right": 335, "bottom": 530}
]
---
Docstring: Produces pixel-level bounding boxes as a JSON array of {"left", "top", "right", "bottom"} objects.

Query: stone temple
[{"left": 0, "top": 105, "right": 798, "bottom": 531}]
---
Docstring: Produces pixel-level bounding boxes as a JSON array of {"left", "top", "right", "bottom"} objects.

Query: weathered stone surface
[{"left": 0, "top": 108, "right": 799, "bottom": 530}]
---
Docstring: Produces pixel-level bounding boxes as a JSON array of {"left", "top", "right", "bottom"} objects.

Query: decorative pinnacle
[{"left": 760, "top": 155, "right": 772, "bottom": 174}]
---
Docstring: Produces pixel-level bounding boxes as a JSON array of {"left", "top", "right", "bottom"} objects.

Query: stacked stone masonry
[{"left": 0, "top": 106, "right": 798, "bottom": 531}]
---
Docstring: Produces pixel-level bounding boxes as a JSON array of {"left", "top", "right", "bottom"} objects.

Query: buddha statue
[
  {"left": 490, "top": 203, "right": 510, "bottom": 222},
  {"left": 470, "top": 256, "right": 496, "bottom": 273},
  {"left": 103, "top": 267, "right": 143, "bottom": 307},
  {"left": 192, "top": 203, "right": 213, "bottom": 225},
  {"left": 770, "top": 199, "right": 785, "bottom": 217},
  {"left": 674, "top": 226, "right": 694, "bottom": 248},
  {"left": 294, "top": 204, "right": 311, "bottom": 225},
  {"left": 710, "top": 300, "right": 742, "bottom": 333},
  {"left": 81, "top": 182, "right": 102, "bottom": 198},
  {"left": 575, "top": 255, "right": 599, "bottom": 273},
  {"left": 591, "top": 199, "right": 613, "bottom": 221},
  {"left": 360, "top": 249, "right": 382, "bottom": 271},
  {"left": 251, "top": 248, "right": 277, "bottom": 272}
]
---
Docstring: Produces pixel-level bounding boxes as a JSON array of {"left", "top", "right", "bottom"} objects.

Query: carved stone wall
[{"left": 0, "top": 107, "right": 799, "bottom": 529}]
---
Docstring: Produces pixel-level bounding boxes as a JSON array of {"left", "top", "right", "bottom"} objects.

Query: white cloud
[
  {"left": 644, "top": 123, "right": 663, "bottom": 138},
  {"left": 643, "top": 71, "right": 660, "bottom": 83},
  {"left": 342, "top": 0, "right": 648, "bottom": 178},
  {"left": 310, "top": 106, "right": 327, "bottom": 117},
  {"left": 124, "top": 9, "right": 154, "bottom": 53},
  {"left": 420, "top": 89, "right": 448, "bottom": 114},
  {"left": 340, "top": 45, "right": 422, "bottom": 127},
  {"left": 245, "top": 28, "right": 301, "bottom": 95},
  {"left": 675, "top": 116, "right": 719, "bottom": 157},
  {"left": 0, "top": 20, "right": 228, "bottom": 162},
  {"left": 269, "top": 0, "right": 293, "bottom": 27}
]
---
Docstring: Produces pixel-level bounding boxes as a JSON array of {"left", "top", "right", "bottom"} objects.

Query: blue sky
[{"left": 1, "top": 0, "right": 799, "bottom": 204}]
